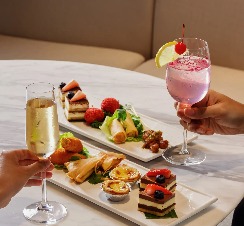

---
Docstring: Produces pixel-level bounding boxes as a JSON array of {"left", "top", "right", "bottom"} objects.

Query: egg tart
[
  {"left": 101, "top": 179, "right": 130, "bottom": 201},
  {"left": 109, "top": 164, "right": 141, "bottom": 185}
]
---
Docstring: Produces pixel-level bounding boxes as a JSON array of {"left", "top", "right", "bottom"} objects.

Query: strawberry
[
  {"left": 84, "top": 108, "right": 104, "bottom": 124},
  {"left": 101, "top": 97, "right": 120, "bottom": 114},
  {"left": 146, "top": 168, "right": 171, "bottom": 178},
  {"left": 145, "top": 184, "right": 172, "bottom": 195}
]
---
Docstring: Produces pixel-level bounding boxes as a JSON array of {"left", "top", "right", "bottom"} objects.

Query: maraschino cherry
[{"left": 175, "top": 24, "right": 186, "bottom": 54}]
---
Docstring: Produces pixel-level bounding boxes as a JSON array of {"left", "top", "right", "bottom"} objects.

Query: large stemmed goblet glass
[
  {"left": 23, "top": 82, "right": 67, "bottom": 224},
  {"left": 163, "top": 38, "right": 211, "bottom": 165}
]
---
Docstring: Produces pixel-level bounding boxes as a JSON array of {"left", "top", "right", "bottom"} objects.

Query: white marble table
[{"left": 0, "top": 60, "right": 243, "bottom": 226}]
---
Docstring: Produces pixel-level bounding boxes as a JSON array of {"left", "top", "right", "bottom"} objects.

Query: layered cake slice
[
  {"left": 64, "top": 90, "right": 89, "bottom": 121},
  {"left": 59, "top": 80, "right": 81, "bottom": 108},
  {"left": 140, "top": 169, "right": 176, "bottom": 192},
  {"left": 138, "top": 184, "right": 176, "bottom": 217}
]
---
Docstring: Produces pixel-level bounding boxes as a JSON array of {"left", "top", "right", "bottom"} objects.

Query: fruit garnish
[
  {"left": 67, "top": 91, "right": 75, "bottom": 99},
  {"left": 59, "top": 82, "right": 66, "bottom": 89},
  {"left": 62, "top": 79, "right": 79, "bottom": 91},
  {"left": 70, "top": 90, "right": 86, "bottom": 102},
  {"left": 155, "top": 175, "right": 165, "bottom": 184},
  {"left": 154, "top": 190, "right": 164, "bottom": 199},
  {"left": 147, "top": 168, "right": 171, "bottom": 178},
  {"left": 101, "top": 97, "right": 120, "bottom": 114},
  {"left": 84, "top": 108, "right": 105, "bottom": 124},
  {"left": 145, "top": 184, "right": 172, "bottom": 195},
  {"left": 175, "top": 24, "right": 186, "bottom": 54},
  {"left": 175, "top": 42, "right": 186, "bottom": 54},
  {"left": 155, "top": 41, "right": 179, "bottom": 68}
]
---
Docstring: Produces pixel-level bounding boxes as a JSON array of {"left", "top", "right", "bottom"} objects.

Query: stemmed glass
[
  {"left": 163, "top": 38, "right": 211, "bottom": 165},
  {"left": 23, "top": 82, "right": 67, "bottom": 224}
]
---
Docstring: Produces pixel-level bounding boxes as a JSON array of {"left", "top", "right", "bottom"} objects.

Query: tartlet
[
  {"left": 109, "top": 164, "right": 141, "bottom": 186},
  {"left": 101, "top": 179, "right": 130, "bottom": 201}
]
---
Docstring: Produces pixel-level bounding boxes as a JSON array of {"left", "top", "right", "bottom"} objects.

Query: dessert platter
[
  {"left": 48, "top": 133, "right": 217, "bottom": 226},
  {"left": 56, "top": 80, "right": 198, "bottom": 162}
]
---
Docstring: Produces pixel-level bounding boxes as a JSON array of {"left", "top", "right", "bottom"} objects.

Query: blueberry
[
  {"left": 59, "top": 82, "right": 66, "bottom": 89},
  {"left": 155, "top": 175, "right": 165, "bottom": 184},
  {"left": 67, "top": 91, "right": 75, "bottom": 99},
  {"left": 154, "top": 190, "right": 164, "bottom": 199}
]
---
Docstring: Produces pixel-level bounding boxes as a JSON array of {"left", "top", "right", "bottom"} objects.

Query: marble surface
[{"left": 0, "top": 60, "right": 243, "bottom": 226}]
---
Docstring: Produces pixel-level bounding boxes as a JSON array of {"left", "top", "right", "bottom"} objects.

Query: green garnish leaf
[
  {"left": 126, "top": 135, "right": 143, "bottom": 142},
  {"left": 91, "top": 121, "right": 103, "bottom": 129},
  {"left": 54, "top": 164, "right": 67, "bottom": 170},
  {"left": 144, "top": 209, "right": 178, "bottom": 219},
  {"left": 131, "top": 115, "right": 143, "bottom": 135},
  {"left": 114, "top": 109, "right": 127, "bottom": 121},
  {"left": 79, "top": 146, "right": 90, "bottom": 158},
  {"left": 88, "top": 171, "right": 110, "bottom": 184},
  {"left": 69, "top": 156, "right": 80, "bottom": 161}
]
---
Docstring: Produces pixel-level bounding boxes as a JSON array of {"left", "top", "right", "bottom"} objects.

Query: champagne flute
[
  {"left": 163, "top": 38, "right": 211, "bottom": 165},
  {"left": 23, "top": 82, "right": 67, "bottom": 224}
]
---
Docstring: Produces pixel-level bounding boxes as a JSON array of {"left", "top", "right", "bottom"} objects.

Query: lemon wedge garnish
[{"left": 155, "top": 41, "right": 179, "bottom": 68}]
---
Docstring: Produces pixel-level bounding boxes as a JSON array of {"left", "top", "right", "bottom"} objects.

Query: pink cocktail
[
  {"left": 163, "top": 38, "right": 211, "bottom": 166},
  {"left": 166, "top": 56, "right": 210, "bottom": 105}
]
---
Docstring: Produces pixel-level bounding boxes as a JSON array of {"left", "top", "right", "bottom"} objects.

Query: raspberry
[
  {"left": 84, "top": 108, "right": 104, "bottom": 124},
  {"left": 101, "top": 98, "right": 120, "bottom": 114}
]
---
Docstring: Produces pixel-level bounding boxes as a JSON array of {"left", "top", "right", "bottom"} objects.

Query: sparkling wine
[
  {"left": 26, "top": 98, "right": 59, "bottom": 157},
  {"left": 166, "top": 56, "right": 211, "bottom": 105}
]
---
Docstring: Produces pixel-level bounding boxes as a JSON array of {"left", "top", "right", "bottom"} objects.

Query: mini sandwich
[
  {"left": 64, "top": 90, "right": 89, "bottom": 121},
  {"left": 59, "top": 80, "right": 81, "bottom": 108}
]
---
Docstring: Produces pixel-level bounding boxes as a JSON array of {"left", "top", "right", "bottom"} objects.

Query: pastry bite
[
  {"left": 138, "top": 184, "right": 176, "bottom": 217},
  {"left": 110, "top": 118, "right": 127, "bottom": 144},
  {"left": 100, "top": 151, "right": 126, "bottom": 172},
  {"left": 109, "top": 164, "right": 141, "bottom": 186},
  {"left": 65, "top": 152, "right": 107, "bottom": 183},
  {"left": 101, "top": 179, "right": 130, "bottom": 202},
  {"left": 64, "top": 90, "right": 89, "bottom": 121},
  {"left": 59, "top": 80, "right": 81, "bottom": 108},
  {"left": 61, "top": 137, "right": 83, "bottom": 153},
  {"left": 123, "top": 111, "right": 138, "bottom": 137}
]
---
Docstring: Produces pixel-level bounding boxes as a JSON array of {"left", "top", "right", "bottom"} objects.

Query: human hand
[
  {"left": 0, "top": 149, "right": 53, "bottom": 208},
  {"left": 176, "top": 90, "right": 244, "bottom": 135}
]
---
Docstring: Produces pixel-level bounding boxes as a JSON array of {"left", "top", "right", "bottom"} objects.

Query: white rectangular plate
[
  {"left": 49, "top": 141, "right": 217, "bottom": 226},
  {"left": 57, "top": 96, "right": 198, "bottom": 162}
]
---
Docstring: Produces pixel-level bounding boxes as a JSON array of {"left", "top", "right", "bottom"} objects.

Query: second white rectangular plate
[
  {"left": 57, "top": 96, "right": 198, "bottom": 162},
  {"left": 49, "top": 141, "right": 217, "bottom": 226}
]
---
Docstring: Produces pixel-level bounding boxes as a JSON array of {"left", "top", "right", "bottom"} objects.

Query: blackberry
[
  {"left": 155, "top": 175, "right": 165, "bottom": 184},
  {"left": 59, "top": 82, "right": 66, "bottom": 89},
  {"left": 154, "top": 190, "right": 164, "bottom": 199},
  {"left": 67, "top": 91, "right": 75, "bottom": 99}
]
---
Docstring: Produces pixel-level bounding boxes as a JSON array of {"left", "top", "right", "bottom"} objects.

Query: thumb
[
  {"left": 24, "top": 159, "right": 51, "bottom": 178},
  {"left": 184, "top": 105, "right": 219, "bottom": 119}
]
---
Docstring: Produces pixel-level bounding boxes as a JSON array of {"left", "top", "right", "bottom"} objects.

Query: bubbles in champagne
[{"left": 26, "top": 98, "right": 59, "bottom": 157}]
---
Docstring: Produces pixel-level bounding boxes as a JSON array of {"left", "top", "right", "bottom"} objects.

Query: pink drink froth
[{"left": 166, "top": 56, "right": 211, "bottom": 105}]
